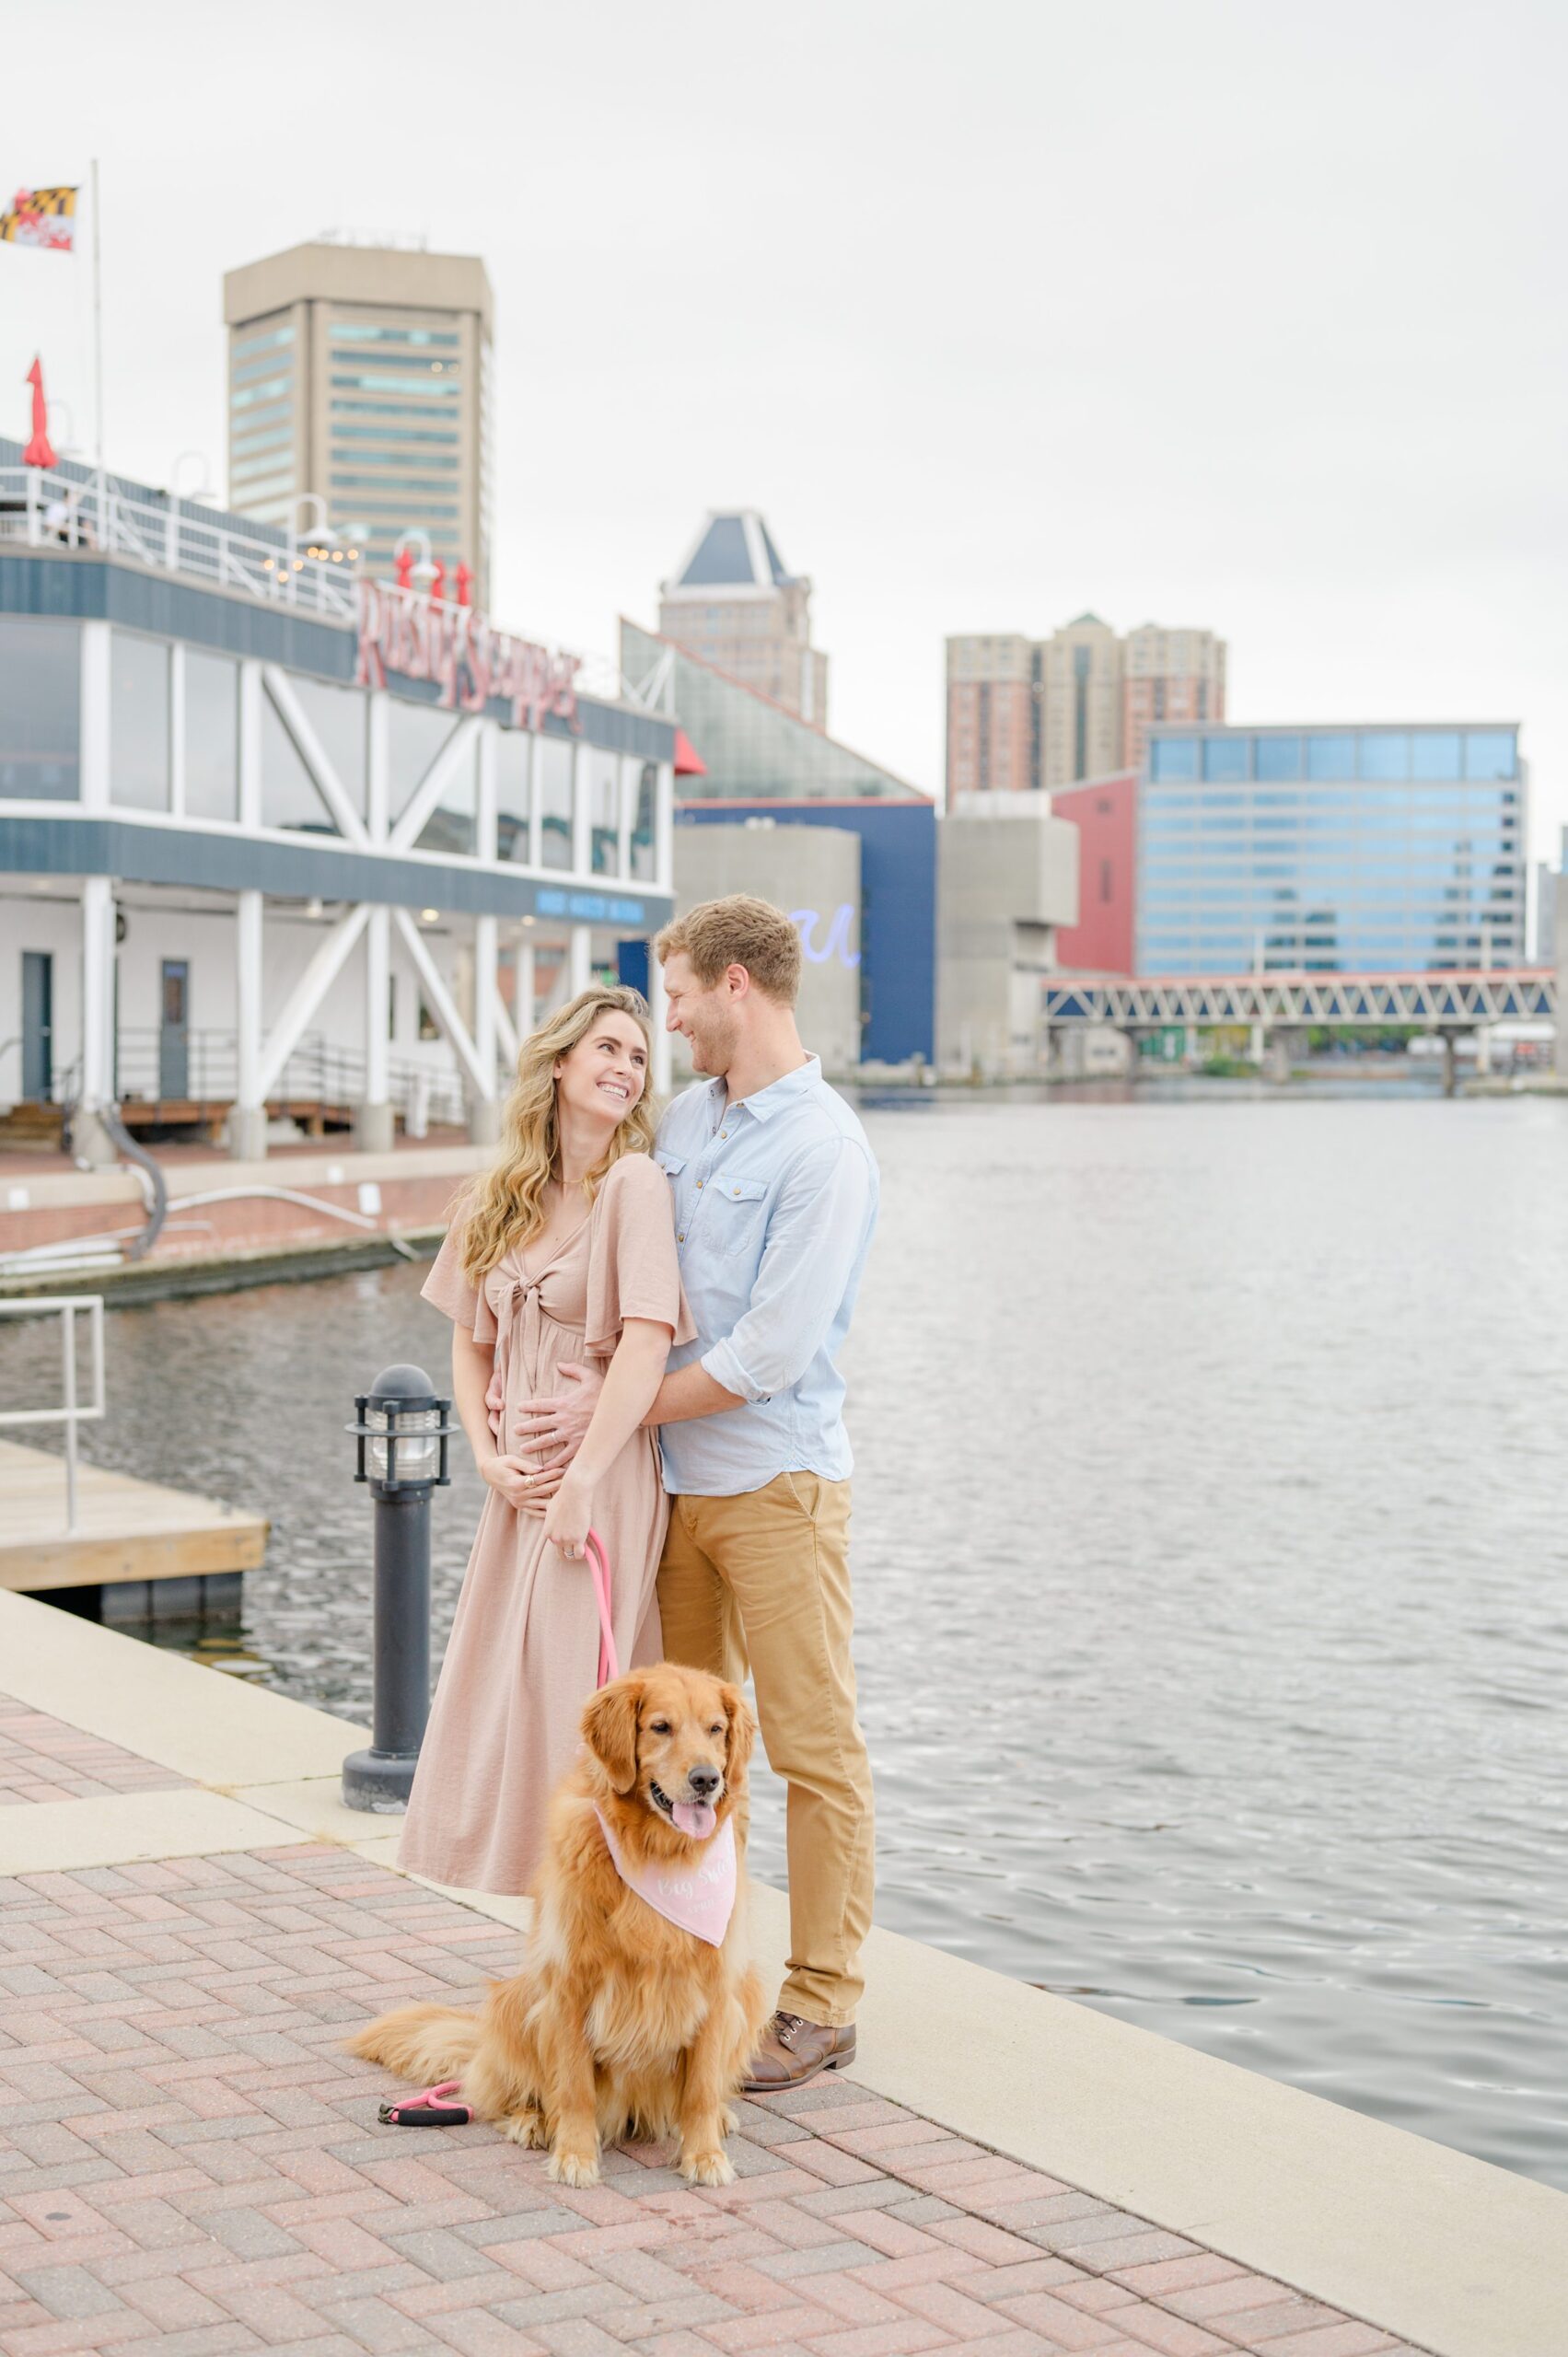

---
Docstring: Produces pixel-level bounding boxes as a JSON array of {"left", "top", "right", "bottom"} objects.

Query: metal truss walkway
[{"left": 1042, "top": 969, "right": 1556, "bottom": 1029}]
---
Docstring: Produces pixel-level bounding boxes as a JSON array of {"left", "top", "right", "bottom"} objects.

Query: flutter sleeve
[
  {"left": 420, "top": 1210, "right": 499, "bottom": 1347},
  {"left": 585, "top": 1154, "right": 695, "bottom": 1359}
]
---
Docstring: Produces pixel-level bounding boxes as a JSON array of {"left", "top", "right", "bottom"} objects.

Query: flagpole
[{"left": 90, "top": 158, "right": 105, "bottom": 527}]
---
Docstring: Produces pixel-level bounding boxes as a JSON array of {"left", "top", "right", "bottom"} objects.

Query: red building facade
[{"left": 1051, "top": 770, "right": 1137, "bottom": 974}]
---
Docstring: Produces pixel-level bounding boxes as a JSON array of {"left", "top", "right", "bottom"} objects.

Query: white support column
[
  {"left": 232, "top": 889, "right": 267, "bottom": 1161},
  {"left": 649, "top": 941, "right": 672, "bottom": 1096},
  {"left": 355, "top": 904, "right": 393, "bottom": 1154},
  {"left": 168, "top": 643, "right": 187, "bottom": 819},
  {"left": 572, "top": 738, "right": 592, "bottom": 877},
  {"left": 470, "top": 913, "right": 500, "bottom": 1144},
  {"left": 76, "top": 876, "right": 117, "bottom": 1167},
  {"left": 528, "top": 734, "right": 543, "bottom": 868},
  {"left": 569, "top": 923, "right": 592, "bottom": 1000}
]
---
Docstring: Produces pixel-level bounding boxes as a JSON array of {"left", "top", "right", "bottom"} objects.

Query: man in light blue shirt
[
  {"left": 650, "top": 898, "right": 877, "bottom": 2089},
  {"left": 517, "top": 894, "right": 877, "bottom": 2089}
]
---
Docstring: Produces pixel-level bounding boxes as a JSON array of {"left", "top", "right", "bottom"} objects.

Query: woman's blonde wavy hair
[{"left": 459, "top": 985, "right": 656, "bottom": 1281}]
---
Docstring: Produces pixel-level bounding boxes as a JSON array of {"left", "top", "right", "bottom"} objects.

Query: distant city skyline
[{"left": 3, "top": 0, "right": 1562, "bottom": 855}]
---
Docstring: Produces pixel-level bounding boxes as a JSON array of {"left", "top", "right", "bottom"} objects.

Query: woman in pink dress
[{"left": 400, "top": 985, "right": 691, "bottom": 1896}]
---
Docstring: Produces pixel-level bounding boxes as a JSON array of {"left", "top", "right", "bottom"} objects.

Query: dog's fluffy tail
[{"left": 343, "top": 2003, "right": 482, "bottom": 2087}]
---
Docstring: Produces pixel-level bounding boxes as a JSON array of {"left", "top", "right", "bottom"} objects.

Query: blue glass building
[{"left": 1137, "top": 724, "right": 1526, "bottom": 975}]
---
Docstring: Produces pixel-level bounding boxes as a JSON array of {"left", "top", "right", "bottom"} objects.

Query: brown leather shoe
[{"left": 741, "top": 2011, "right": 856, "bottom": 2094}]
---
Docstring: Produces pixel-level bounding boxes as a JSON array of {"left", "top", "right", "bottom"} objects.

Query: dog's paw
[
  {"left": 501, "top": 2109, "right": 546, "bottom": 2149},
  {"left": 679, "top": 2146, "right": 736, "bottom": 2188},
  {"left": 548, "top": 2146, "right": 601, "bottom": 2187}
]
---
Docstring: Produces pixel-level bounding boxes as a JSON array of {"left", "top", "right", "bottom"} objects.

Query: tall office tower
[
  {"left": 657, "top": 512, "right": 828, "bottom": 727},
  {"left": 1122, "top": 624, "right": 1226, "bottom": 773},
  {"left": 1039, "top": 614, "right": 1124, "bottom": 788},
  {"left": 945, "top": 635, "right": 1037, "bottom": 802},
  {"left": 944, "top": 614, "right": 1228, "bottom": 799},
  {"left": 222, "top": 238, "right": 494, "bottom": 602}
]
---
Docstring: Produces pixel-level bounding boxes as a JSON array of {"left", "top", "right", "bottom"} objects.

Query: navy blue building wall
[{"left": 676, "top": 799, "right": 935, "bottom": 1062}]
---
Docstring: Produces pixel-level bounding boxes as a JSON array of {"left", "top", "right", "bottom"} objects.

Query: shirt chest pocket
[{"left": 706, "top": 1172, "right": 768, "bottom": 1258}]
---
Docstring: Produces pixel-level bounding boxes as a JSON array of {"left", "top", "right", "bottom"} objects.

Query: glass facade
[
  {"left": 538, "top": 737, "right": 573, "bottom": 869},
  {"left": 110, "top": 633, "right": 170, "bottom": 811},
  {"left": 0, "top": 620, "right": 79, "bottom": 798},
  {"left": 184, "top": 653, "right": 238, "bottom": 821},
  {"left": 1138, "top": 727, "right": 1526, "bottom": 973},
  {"left": 621, "top": 621, "right": 923, "bottom": 804}
]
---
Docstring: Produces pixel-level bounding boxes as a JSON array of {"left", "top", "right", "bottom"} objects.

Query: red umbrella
[{"left": 23, "top": 356, "right": 56, "bottom": 469}]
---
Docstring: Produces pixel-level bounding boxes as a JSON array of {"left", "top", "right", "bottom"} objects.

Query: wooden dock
[{"left": 0, "top": 1439, "right": 268, "bottom": 1595}]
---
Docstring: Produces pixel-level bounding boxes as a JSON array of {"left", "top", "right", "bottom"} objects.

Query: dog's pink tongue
[{"left": 672, "top": 1800, "right": 717, "bottom": 1840}]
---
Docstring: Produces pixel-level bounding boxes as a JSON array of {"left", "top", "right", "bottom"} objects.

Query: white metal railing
[
  {"left": 0, "top": 465, "right": 358, "bottom": 620},
  {"left": 0, "top": 1296, "right": 106, "bottom": 1533}
]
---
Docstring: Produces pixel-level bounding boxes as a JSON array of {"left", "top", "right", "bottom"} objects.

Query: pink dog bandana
[{"left": 595, "top": 1808, "right": 738, "bottom": 1946}]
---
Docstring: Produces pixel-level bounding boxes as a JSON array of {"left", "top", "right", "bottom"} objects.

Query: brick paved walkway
[
  {"left": 0, "top": 1700, "right": 189, "bottom": 1808},
  {"left": 0, "top": 1842, "right": 1429, "bottom": 2357}
]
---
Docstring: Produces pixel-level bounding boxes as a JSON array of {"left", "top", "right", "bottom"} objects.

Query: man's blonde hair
[{"left": 656, "top": 894, "right": 802, "bottom": 1005}]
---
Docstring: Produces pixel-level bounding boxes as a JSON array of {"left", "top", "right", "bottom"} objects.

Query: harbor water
[{"left": 6, "top": 1088, "right": 1566, "bottom": 2189}]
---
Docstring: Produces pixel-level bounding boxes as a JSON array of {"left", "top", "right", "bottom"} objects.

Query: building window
[
  {"left": 1149, "top": 737, "right": 1199, "bottom": 783},
  {"left": 496, "top": 729, "right": 533, "bottom": 864},
  {"left": 0, "top": 619, "right": 79, "bottom": 799},
  {"left": 233, "top": 322, "right": 296, "bottom": 359},
  {"left": 1254, "top": 735, "right": 1302, "bottom": 782},
  {"left": 538, "top": 737, "right": 574, "bottom": 871},
  {"left": 1306, "top": 733, "right": 1356, "bottom": 782},
  {"left": 110, "top": 632, "right": 170, "bottom": 811},
  {"left": 1465, "top": 730, "right": 1516, "bottom": 782},
  {"left": 184, "top": 652, "right": 238, "bottom": 822}
]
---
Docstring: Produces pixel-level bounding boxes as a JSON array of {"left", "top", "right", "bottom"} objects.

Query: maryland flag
[{"left": 1, "top": 187, "right": 78, "bottom": 251}]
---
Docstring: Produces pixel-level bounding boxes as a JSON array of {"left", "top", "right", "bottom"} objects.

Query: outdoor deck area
[
  {"left": 0, "top": 1437, "right": 267, "bottom": 1599},
  {"left": 0, "top": 1588, "right": 1561, "bottom": 2357}
]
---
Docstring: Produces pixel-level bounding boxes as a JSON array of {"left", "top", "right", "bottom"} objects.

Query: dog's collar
[{"left": 595, "top": 1807, "right": 737, "bottom": 1946}]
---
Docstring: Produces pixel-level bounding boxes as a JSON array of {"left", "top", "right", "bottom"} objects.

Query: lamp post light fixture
[{"left": 342, "top": 1363, "right": 453, "bottom": 1812}]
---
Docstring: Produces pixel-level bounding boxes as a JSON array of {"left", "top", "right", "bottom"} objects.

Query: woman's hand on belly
[{"left": 484, "top": 1365, "right": 505, "bottom": 1442}]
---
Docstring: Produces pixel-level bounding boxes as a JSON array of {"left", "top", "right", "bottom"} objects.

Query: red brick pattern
[
  {"left": 0, "top": 1699, "right": 189, "bottom": 1806},
  {"left": 0, "top": 1843, "right": 1432, "bottom": 2355}
]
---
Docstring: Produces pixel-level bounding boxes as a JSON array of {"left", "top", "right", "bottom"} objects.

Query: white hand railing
[
  {"left": 0, "top": 465, "right": 358, "bottom": 621},
  {"left": 0, "top": 1296, "right": 106, "bottom": 1534}
]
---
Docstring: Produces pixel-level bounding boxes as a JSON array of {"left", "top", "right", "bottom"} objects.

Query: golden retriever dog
[{"left": 345, "top": 1664, "right": 768, "bottom": 2187}]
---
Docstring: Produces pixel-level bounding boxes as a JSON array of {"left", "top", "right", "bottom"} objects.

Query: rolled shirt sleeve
[{"left": 701, "top": 1138, "right": 875, "bottom": 1405}]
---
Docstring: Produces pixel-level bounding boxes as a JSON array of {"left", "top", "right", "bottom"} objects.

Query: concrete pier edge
[{"left": 0, "top": 1585, "right": 1561, "bottom": 2357}]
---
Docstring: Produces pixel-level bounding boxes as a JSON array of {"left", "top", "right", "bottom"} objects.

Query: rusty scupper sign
[{"left": 354, "top": 577, "right": 582, "bottom": 732}]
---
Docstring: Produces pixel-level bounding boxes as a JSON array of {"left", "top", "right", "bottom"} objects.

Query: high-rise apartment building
[
  {"left": 657, "top": 512, "right": 828, "bottom": 727},
  {"left": 1122, "top": 624, "right": 1226, "bottom": 773},
  {"left": 946, "top": 614, "right": 1226, "bottom": 800},
  {"left": 222, "top": 238, "right": 494, "bottom": 602},
  {"left": 945, "top": 634, "right": 1035, "bottom": 797}
]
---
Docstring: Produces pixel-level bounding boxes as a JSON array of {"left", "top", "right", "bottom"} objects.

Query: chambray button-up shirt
[{"left": 654, "top": 1056, "right": 878, "bottom": 1499}]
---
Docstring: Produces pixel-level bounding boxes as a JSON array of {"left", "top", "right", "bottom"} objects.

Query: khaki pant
[{"left": 657, "top": 1471, "right": 874, "bottom": 2027}]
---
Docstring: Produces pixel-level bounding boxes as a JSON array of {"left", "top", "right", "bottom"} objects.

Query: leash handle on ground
[
  {"left": 377, "top": 2080, "right": 472, "bottom": 2127},
  {"left": 586, "top": 1527, "right": 619, "bottom": 1687}
]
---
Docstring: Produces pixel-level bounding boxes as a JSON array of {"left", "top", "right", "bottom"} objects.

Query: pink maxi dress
[{"left": 399, "top": 1153, "right": 693, "bottom": 1895}]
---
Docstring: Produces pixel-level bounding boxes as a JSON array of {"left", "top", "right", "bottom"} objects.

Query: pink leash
[
  {"left": 378, "top": 1529, "right": 618, "bottom": 2131},
  {"left": 585, "top": 1527, "right": 620, "bottom": 1687}
]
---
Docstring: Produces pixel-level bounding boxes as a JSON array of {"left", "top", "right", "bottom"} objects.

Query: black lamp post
[{"left": 343, "top": 1363, "right": 453, "bottom": 1813}]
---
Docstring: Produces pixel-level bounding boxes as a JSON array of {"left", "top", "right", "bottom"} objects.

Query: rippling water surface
[{"left": 6, "top": 1089, "right": 1567, "bottom": 2187}]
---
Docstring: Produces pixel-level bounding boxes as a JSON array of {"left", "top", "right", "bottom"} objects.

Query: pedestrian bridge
[{"left": 1043, "top": 968, "right": 1556, "bottom": 1029}]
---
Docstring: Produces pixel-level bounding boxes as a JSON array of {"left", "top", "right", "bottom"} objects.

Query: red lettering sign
[{"left": 355, "top": 578, "right": 580, "bottom": 733}]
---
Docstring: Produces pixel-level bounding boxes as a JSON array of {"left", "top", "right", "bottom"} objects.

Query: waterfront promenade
[{"left": 0, "top": 1587, "right": 1562, "bottom": 2357}]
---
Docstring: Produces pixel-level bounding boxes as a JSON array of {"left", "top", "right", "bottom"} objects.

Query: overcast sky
[{"left": 6, "top": 0, "right": 1566, "bottom": 858}]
